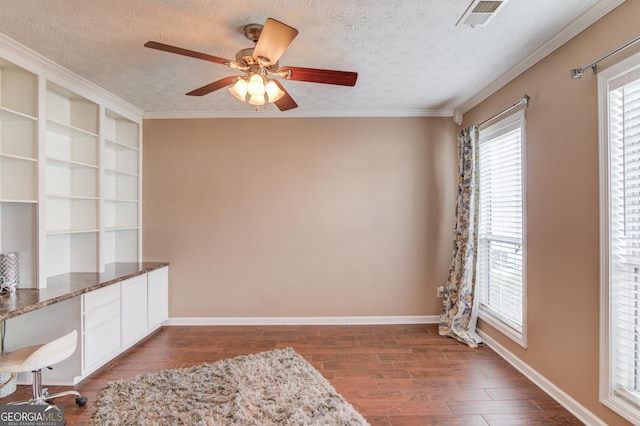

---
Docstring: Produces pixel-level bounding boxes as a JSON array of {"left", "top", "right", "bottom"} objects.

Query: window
[
  {"left": 478, "top": 111, "right": 527, "bottom": 347},
  {"left": 600, "top": 51, "right": 640, "bottom": 424}
]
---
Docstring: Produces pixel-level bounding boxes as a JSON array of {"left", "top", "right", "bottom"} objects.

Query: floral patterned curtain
[{"left": 438, "top": 126, "right": 483, "bottom": 348}]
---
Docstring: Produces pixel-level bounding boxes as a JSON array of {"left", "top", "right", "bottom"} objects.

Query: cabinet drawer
[
  {"left": 84, "top": 316, "right": 121, "bottom": 371},
  {"left": 84, "top": 284, "right": 120, "bottom": 311},
  {"left": 84, "top": 299, "right": 119, "bottom": 331}
]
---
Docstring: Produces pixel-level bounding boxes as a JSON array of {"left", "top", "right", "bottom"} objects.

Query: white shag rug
[{"left": 90, "top": 347, "right": 370, "bottom": 425}]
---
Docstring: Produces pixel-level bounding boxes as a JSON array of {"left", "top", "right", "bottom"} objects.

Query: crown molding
[
  {"left": 454, "top": 0, "right": 626, "bottom": 122},
  {"left": 143, "top": 108, "right": 454, "bottom": 120},
  {"left": 0, "top": 33, "right": 143, "bottom": 120}
]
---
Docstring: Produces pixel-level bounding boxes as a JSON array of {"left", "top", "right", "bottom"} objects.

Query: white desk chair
[{"left": 0, "top": 330, "right": 87, "bottom": 406}]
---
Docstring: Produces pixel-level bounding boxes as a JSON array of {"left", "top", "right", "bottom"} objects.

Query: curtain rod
[
  {"left": 478, "top": 94, "right": 530, "bottom": 127},
  {"left": 570, "top": 34, "right": 640, "bottom": 79}
]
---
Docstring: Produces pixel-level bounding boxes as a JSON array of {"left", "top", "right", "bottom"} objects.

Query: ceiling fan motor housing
[{"left": 243, "top": 24, "right": 263, "bottom": 42}]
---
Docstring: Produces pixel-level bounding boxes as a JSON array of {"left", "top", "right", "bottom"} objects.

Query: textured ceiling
[{"left": 0, "top": 0, "right": 620, "bottom": 118}]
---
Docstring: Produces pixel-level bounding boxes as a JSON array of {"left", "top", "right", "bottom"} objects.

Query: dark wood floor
[{"left": 0, "top": 324, "right": 582, "bottom": 425}]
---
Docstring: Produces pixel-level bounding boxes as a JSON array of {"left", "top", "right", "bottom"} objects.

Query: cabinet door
[
  {"left": 147, "top": 267, "right": 168, "bottom": 329},
  {"left": 83, "top": 284, "right": 121, "bottom": 373},
  {"left": 84, "top": 315, "right": 120, "bottom": 372},
  {"left": 121, "top": 275, "right": 148, "bottom": 348}
]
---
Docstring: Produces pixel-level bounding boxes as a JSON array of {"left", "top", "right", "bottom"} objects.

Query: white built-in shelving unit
[
  {"left": 0, "top": 35, "right": 143, "bottom": 289},
  {"left": 102, "top": 109, "right": 140, "bottom": 265},
  {"left": 45, "top": 82, "right": 100, "bottom": 278},
  {"left": 0, "top": 58, "right": 39, "bottom": 288}
]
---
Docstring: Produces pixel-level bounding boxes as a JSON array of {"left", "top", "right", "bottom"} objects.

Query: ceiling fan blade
[
  {"left": 253, "top": 18, "right": 298, "bottom": 66},
  {"left": 144, "top": 41, "right": 230, "bottom": 65},
  {"left": 280, "top": 66, "right": 358, "bottom": 86},
  {"left": 186, "top": 76, "right": 237, "bottom": 96},
  {"left": 272, "top": 81, "right": 298, "bottom": 111}
]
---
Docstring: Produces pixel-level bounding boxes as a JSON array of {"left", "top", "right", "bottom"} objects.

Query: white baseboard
[
  {"left": 164, "top": 315, "right": 440, "bottom": 326},
  {"left": 477, "top": 329, "right": 606, "bottom": 426}
]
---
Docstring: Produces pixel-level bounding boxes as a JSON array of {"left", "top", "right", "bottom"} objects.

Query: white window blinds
[
  {"left": 478, "top": 111, "right": 526, "bottom": 346},
  {"left": 607, "top": 71, "right": 640, "bottom": 409}
]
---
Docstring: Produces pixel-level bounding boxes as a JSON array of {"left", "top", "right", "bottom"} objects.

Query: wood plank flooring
[{"left": 0, "top": 324, "right": 583, "bottom": 425}]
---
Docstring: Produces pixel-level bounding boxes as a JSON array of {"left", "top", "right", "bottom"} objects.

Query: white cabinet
[
  {"left": 147, "top": 266, "right": 169, "bottom": 329},
  {"left": 82, "top": 284, "right": 120, "bottom": 373},
  {"left": 121, "top": 274, "right": 148, "bottom": 348},
  {"left": 6, "top": 266, "right": 169, "bottom": 385}
]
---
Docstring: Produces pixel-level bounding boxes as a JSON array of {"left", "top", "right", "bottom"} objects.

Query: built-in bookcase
[
  {"left": 0, "top": 39, "right": 143, "bottom": 288},
  {"left": 102, "top": 109, "right": 140, "bottom": 264},
  {"left": 45, "top": 82, "right": 100, "bottom": 278},
  {"left": 0, "top": 58, "right": 38, "bottom": 288}
]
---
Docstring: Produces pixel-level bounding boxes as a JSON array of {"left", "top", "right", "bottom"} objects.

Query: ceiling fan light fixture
[
  {"left": 228, "top": 78, "right": 248, "bottom": 101},
  {"left": 265, "top": 80, "right": 285, "bottom": 103},
  {"left": 248, "top": 94, "right": 266, "bottom": 106},
  {"left": 247, "top": 73, "right": 266, "bottom": 96}
]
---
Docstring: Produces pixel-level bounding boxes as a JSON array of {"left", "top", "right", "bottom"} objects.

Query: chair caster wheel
[{"left": 76, "top": 396, "right": 87, "bottom": 406}]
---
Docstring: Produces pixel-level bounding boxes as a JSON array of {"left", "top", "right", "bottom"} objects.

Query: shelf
[
  {"left": 0, "top": 106, "right": 37, "bottom": 122},
  {"left": 104, "top": 198, "right": 138, "bottom": 203},
  {"left": 104, "top": 168, "right": 138, "bottom": 177},
  {"left": 46, "top": 119, "right": 98, "bottom": 138},
  {"left": 105, "top": 138, "right": 139, "bottom": 152},
  {"left": 0, "top": 153, "right": 37, "bottom": 162},
  {"left": 104, "top": 226, "right": 139, "bottom": 232},
  {"left": 47, "top": 229, "right": 99, "bottom": 236},
  {"left": 48, "top": 193, "right": 98, "bottom": 201},
  {"left": 0, "top": 199, "right": 37, "bottom": 204},
  {"left": 47, "top": 156, "right": 98, "bottom": 169}
]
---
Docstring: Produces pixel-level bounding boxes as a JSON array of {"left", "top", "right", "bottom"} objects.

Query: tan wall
[
  {"left": 461, "top": 2, "right": 640, "bottom": 424},
  {"left": 143, "top": 117, "right": 458, "bottom": 319}
]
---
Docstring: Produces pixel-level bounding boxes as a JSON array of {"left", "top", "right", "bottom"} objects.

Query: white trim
[
  {"left": 477, "top": 109, "right": 528, "bottom": 348},
  {"left": 454, "top": 0, "right": 625, "bottom": 121},
  {"left": 143, "top": 108, "right": 454, "bottom": 120},
  {"left": 598, "top": 48, "right": 613, "bottom": 420},
  {"left": 477, "top": 329, "right": 607, "bottom": 426},
  {"left": 164, "top": 315, "right": 439, "bottom": 326},
  {"left": 597, "top": 49, "right": 640, "bottom": 425}
]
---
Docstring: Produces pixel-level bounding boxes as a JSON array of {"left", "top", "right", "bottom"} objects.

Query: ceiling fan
[{"left": 144, "top": 18, "right": 358, "bottom": 111}]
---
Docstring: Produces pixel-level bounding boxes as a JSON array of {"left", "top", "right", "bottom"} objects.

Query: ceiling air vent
[{"left": 456, "top": 0, "right": 509, "bottom": 27}]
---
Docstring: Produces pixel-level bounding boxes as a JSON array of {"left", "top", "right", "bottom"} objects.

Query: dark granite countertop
[{"left": 0, "top": 262, "right": 169, "bottom": 321}]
